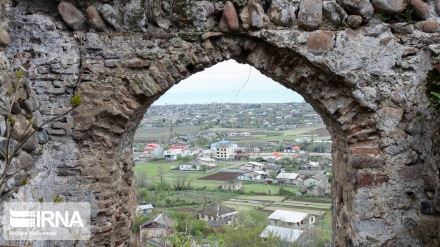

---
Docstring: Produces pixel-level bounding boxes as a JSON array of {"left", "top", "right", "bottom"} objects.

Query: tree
[
  {"left": 135, "top": 171, "right": 148, "bottom": 188},
  {"left": 218, "top": 211, "right": 278, "bottom": 247}
]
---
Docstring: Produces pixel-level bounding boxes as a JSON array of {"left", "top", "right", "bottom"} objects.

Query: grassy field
[
  {"left": 275, "top": 200, "right": 332, "bottom": 208},
  {"left": 242, "top": 183, "right": 298, "bottom": 194},
  {"left": 262, "top": 206, "right": 327, "bottom": 215},
  {"left": 135, "top": 124, "right": 331, "bottom": 143},
  {"left": 235, "top": 195, "right": 286, "bottom": 202},
  {"left": 221, "top": 201, "right": 264, "bottom": 211}
]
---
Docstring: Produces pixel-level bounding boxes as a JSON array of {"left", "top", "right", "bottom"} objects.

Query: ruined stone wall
[{"left": 0, "top": 0, "right": 440, "bottom": 246}]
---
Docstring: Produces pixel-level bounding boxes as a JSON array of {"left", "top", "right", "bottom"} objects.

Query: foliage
[
  {"left": 427, "top": 69, "right": 440, "bottom": 107},
  {"left": 137, "top": 187, "right": 150, "bottom": 203},
  {"left": 278, "top": 187, "right": 296, "bottom": 197},
  {"left": 71, "top": 93, "right": 83, "bottom": 107},
  {"left": 53, "top": 194, "right": 63, "bottom": 203},
  {"left": 170, "top": 211, "right": 207, "bottom": 235},
  {"left": 132, "top": 214, "right": 152, "bottom": 233},
  {"left": 218, "top": 210, "right": 279, "bottom": 247},
  {"left": 377, "top": 2, "right": 415, "bottom": 23}
]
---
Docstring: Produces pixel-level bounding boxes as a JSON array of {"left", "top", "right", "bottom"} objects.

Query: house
[
  {"left": 197, "top": 148, "right": 212, "bottom": 158},
  {"left": 222, "top": 180, "right": 242, "bottom": 191},
  {"left": 163, "top": 149, "right": 182, "bottom": 160},
  {"left": 179, "top": 160, "right": 202, "bottom": 171},
  {"left": 196, "top": 204, "right": 238, "bottom": 227},
  {"left": 241, "top": 171, "right": 269, "bottom": 181},
  {"left": 260, "top": 225, "right": 303, "bottom": 243},
  {"left": 285, "top": 145, "right": 301, "bottom": 153},
  {"left": 143, "top": 143, "right": 163, "bottom": 158},
  {"left": 240, "top": 162, "right": 265, "bottom": 171},
  {"left": 236, "top": 173, "right": 252, "bottom": 181},
  {"left": 210, "top": 140, "right": 237, "bottom": 160},
  {"left": 136, "top": 204, "right": 153, "bottom": 215},
  {"left": 276, "top": 173, "right": 299, "bottom": 184},
  {"left": 297, "top": 170, "right": 326, "bottom": 179},
  {"left": 238, "top": 132, "right": 250, "bottom": 137},
  {"left": 183, "top": 147, "right": 200, "bottom": 157},
  {"left": 265, "top": 165, "right": 284, "bottom": 174},
  {"left": 139, "top": 214, "right": 174, "bottom": 240},
  {"left": 268, "top": 210, "right": 315, "bottom": 229},
  {"left": 234, "top": 150, "right": 250, "bottom": 160},
  {"left": 307, "top": 161, "right": 320, "bottom": 168},
  {"left": 303, "top": 177, "right": 320, "bottom": 186},
  {"left": 197, "top": 157, "right": 217, "bottom": 168}
]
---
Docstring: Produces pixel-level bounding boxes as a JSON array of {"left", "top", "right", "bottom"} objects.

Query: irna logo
[
  {"left": 9, "top": 209, "right": 85, "bottom": 228},
  {"left": 3, "top": 202, "right": 90, "bottom": 241}
]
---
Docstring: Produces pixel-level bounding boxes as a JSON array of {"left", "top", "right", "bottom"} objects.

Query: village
[{"left": 132, "top": 103, "right": 333, "bottom": 247}]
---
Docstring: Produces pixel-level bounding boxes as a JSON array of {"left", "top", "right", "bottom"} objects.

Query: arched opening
[
  {"left": 72, "top": 34, "right": 367, "bottom": 245},
  {"left": 132, "top": 59, "right": 333, "bottom": 245},
  {"left": 3, "top": 0, "right": 440, "bottom": 246}
]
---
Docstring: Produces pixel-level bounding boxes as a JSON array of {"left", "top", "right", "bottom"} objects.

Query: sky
[{"left": 153, "top": 60, "right": 304, "bottom": 105}]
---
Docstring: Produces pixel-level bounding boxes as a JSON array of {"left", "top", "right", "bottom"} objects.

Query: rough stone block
[
  {"left": 338, "top": 0, "right": 375, "bottom": 20},
  {"left": 354, "top": 171, "right": 389, "bottom": 188},
  {"left": 219, "top": 1, "right": 240, "bottom": 32},
  {"left": 370, "top": 0, "right": 406, "bottom": 15},
  {"left": 298, "top": 0, "right": 322, "bottom": 30},
  {"left": 58, "top": 2, "right": 86, "bottom": 30},
  {"left": 267, "top": 0, "right": 296, "bottom": 27},
  {"left": 409, "top": 0, "right": 430, "bottom": 20},
  {"left": 0, "top": 29, "right": 10, "bottom": 47},
  {"left": 306, "top": 31, "right": 335, "bottom": 54},
  {"left": 349, "top": 155, "right": 384, "bottom": 169},
  {"left": 415, "top": 21, "right": 440, "bottom": 33},
  {"left": 87, "top": 6, "right": 106, "bottom": 31}
]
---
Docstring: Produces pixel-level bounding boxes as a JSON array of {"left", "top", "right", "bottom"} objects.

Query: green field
[
  {"left": 242, "top": 183, "right": 298, "bottom": 194},
  {"left": 235, "top": 195, "right": 286, "bottom": 202},
  {"left": 263, "top": 206, "right": 326, "bottom": 215},
  {"left": 221, "top": 201, "right": 263, "bottom": 211},
  {"left": 274, "top": 200, "right": 331, "bottom": 207},
  {"left": 134, "top": 160, "right": 234, "bottom": 188},
  {"left": 135, "top": 124, "right": 331, "bottom": 143}
]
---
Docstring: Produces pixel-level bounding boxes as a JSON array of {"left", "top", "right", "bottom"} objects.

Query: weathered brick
[
  {"left": 354, "top": 171, "right": 389, "bottom": 189},
  {"left": 349, "top": 155, "right": 384, "bottom": 168}
]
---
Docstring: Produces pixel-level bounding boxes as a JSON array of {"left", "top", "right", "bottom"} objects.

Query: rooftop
[
  {"left": 268, "top": 210, "right": 308, "bottom": 223},
  {"left": 196, "top": 204, "right": 238, "bottom": 217},
  {"left": 276, "top": 173, "right": 298, "bottom": 180},
  {"left": 260, "top": 225, "right": 303, "bottom": 243}
]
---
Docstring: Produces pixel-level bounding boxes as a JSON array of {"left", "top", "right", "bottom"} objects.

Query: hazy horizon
[{"left": 153, "top": 60, "right": 304, "bottom": 105}]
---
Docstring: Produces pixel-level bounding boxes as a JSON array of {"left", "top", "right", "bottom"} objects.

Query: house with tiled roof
[
  {"left": 139, "top": 214, "right": 174, "bottom": 240},
  {"left": 196, "top": 204, "right": 238, "bottom": 227},
  {"left": 143, "top": 143, "right": 163, "bottom": 158},
  {"left": 268, "top": 210, "right": 315, "bottom": 229}
]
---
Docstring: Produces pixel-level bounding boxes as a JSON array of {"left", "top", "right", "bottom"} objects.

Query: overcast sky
[{"left": 153, "top": 60, "right": 304, "bottom": 105}]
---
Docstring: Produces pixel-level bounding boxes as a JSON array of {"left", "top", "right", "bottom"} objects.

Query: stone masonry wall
[{"left": 1, "top": 0, "right": 440, "bottom": 246}]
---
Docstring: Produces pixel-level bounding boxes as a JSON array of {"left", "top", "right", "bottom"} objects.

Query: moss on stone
[
  {"left": 427, "top": 69, "right": 440, "bottom": 107},
  {"left": 377, "top": 1, "right": 416, "bottom": 23}
]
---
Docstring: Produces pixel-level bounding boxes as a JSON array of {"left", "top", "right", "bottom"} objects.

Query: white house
[
  {"left": 197, "top": 157, "right": 217, "bottom": 167},
  {"left": 163, "top": 149, "right": 182, "bottom": 161},
  {"left": 179, "top": 160, "right": 201, "bottom": 171},
  {"left": 268, "top": 210, "right": 315, "bottom": 228},
  {"left": 260, "top": 225, "right": 303, "bottom": 243},
  {"left": 239, "top": 171, "right": 268, "bottom": 181},
  {"left": 136, "top": 204, "right": 154, "bottom": 215},
  {"left": 240, "top": 162, "right": 265, "bottom": 171},
  {"left": 276, "top": 173, "right": 299, "bottom": 184}
]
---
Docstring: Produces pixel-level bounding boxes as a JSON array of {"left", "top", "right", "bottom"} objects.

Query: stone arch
[{"left": 1, "top": 0, "right": 439, "bottom": 246}]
